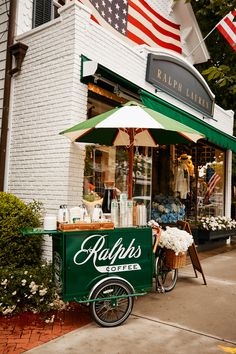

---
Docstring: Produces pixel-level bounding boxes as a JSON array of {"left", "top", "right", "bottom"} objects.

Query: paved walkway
[
  {"left": 24, "top": 245, "right": 236, "bottom": 354},
  {"left": 1, "top": 237, "right": 236, "bottom": 354}
]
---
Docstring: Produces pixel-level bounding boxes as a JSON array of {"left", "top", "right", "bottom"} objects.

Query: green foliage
[
  {"left": 0, "top": 193, "right": 43, "bottom": 267},
  {"left": 174, "top": 0, "right": 235, "bottom": 114},
  {"left": 0, "top": 264, "right": 66, "bottom": 315},
  {"left": 191, "top": 1, "right": 235, "bottom": 112},
  {"left": 202, "top": 65, "right": 236, "bottom": 91}
]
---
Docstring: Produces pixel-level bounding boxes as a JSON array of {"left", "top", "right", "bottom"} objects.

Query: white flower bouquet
[
  {"left": 199, "top": 216, "right": 236, "bottom": 231},
  {"left": 159, "top": 226, "right": 194, "bottom": 255},
  {"left": 148, "top": 220, "right": 193, "bottom": 255}
]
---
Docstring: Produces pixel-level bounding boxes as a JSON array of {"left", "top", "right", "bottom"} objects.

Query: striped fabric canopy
[{"left": 60, "top": 101, "right": 204, "bottom": 146}]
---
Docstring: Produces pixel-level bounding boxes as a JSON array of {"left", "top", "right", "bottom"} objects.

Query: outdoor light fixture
[{"left": 9, "top": 42, "right": 28, "bottom": 76}]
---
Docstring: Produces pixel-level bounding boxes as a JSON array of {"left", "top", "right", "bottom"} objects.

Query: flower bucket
[{"left": 164, "top": 249, "right": 186, "bottom": 269}]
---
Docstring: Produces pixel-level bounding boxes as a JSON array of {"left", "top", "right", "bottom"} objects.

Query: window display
[
  {"left": 83, "top": 91, "right": 152, "bottom": 221},
  {"left": 151, "top": 143, "right": 225, "bottom": 225},
  {"left": 197, "top": 147, "right": 225, "bottom": 218},
  {"left": 83, "top": 90, "right": 226, "bottom": 227},
  {"left": 173, "top": 154, "right": 194, "bottom": 199}
]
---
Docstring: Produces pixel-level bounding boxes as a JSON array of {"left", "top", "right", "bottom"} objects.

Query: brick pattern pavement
[{"left": 0, "top": 304, "right": 91, "bottom": 354}]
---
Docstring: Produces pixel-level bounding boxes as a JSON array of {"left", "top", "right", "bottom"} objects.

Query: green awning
[{"left": 141, "top": 90, "right": 236, "bottom": 153}]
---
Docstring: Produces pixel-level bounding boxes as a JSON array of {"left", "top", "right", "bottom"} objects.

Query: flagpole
[
  {"left": 187, "top": 14, "right": 227, "bottom": 57},
  {"left": 187, "top": 25, "right": 217, "bottom": 57}
]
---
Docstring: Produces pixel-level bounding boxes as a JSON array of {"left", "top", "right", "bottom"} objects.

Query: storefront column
[{"left": 225, "top": 150, "right": 232, "bottom": 244}]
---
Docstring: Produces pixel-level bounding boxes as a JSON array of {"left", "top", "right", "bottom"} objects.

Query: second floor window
[{"left": 33, "top": 0, "right": 65, "bottom": 28}]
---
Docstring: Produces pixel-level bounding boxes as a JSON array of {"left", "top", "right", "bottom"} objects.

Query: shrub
[
  {"left": 0, "top": 192, "right": 43, "bottom": 267},
  {"left": 0, "top": 264, "right": 66, "bottom": 315}
]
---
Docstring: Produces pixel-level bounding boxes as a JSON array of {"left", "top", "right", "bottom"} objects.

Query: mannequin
[{"left": 174, "top": 154, "right": 194, "bottom": 199}]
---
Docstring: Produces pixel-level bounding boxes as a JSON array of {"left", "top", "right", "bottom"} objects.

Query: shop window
[
  {"left": 83, "top": 89, "right": 152, "bottom": 219},
  {"left": 32, "top": 0, "right": 65, "bottom": 28},
  {"left": 151, "top": 145, "right": 192, "bottom": 224},
  {"left": 151, "top": 143, "right": 225, "bottom": 225},
  {"left": 197, "top": 145, "right": 225, "bottom": 219}
]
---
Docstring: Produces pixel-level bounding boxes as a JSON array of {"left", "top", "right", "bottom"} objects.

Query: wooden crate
[{"left": 57, "top": 222, "right": 114, "bottom": 231}]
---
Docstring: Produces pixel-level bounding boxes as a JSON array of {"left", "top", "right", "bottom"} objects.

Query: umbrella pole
[{"left": 128, "top": 129, "right": 134, "bottom": 200}]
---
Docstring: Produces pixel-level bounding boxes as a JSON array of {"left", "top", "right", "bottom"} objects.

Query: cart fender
[{"left": 88, "top": 276, "right": 134, "bottom": 301}]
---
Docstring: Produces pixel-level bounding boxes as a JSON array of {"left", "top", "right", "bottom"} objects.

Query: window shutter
[{"left": 33, "top": 0, "right": 52, "bottom": 28}]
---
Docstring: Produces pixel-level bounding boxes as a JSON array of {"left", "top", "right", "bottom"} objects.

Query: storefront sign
[
  {"left": 73, "top": 234, "right": 142, "bottom": 273},
  {"left": 146, "top": 54, "right": 214, "bottom": 117}
]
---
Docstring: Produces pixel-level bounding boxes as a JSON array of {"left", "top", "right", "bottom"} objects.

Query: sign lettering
[
  {"left": 146, "top": 54, "right": 215, "bottom": 117},
  {"left": 73, "top": 234, "right": 142, "bottom": 273}
]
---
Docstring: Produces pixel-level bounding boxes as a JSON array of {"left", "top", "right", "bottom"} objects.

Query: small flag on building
[
  {"left": 79, "top": 0, "right": 182, "bottom": 53},
  {"left": 216, "top": 10, "right": 236, "bottom": 51},
  {"left": 204, "top": 169, "right": 221, "bottom": 204}
]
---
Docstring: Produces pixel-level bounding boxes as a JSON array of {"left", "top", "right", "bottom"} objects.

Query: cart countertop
[
  {"left": 20, "top": 228, "right": 62, "bottom": 236},
  {"left": 21, "top": 226, "right": 151, "bottom": 236}
]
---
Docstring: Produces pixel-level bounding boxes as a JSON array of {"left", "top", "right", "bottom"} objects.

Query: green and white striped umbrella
[{"left": 60, "top": 101, "right": 204, "bottom": 198}]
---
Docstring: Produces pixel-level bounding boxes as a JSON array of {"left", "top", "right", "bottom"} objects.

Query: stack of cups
[
  {"left": 120, "top": 193, "right": 128, "bottom": 227},
  {"left": 111, "top": 199, "right": 119, "bottom": 227},
  {"left": 127, "top": 200, "right": 133, "bottom": 227},
  {"left": 43, "top": 214, "right": 57, "bottom": 230},
  {"left": 137, "top": 204, "right": 147, "bottom": 226}
]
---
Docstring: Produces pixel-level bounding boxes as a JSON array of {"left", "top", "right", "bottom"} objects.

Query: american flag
[
  {"left": 216, "top": 10, "right": 236, "bottom": 52},
  {"left": 203, "top": 170, "right": 221, "bottom": 204},
  {"left": 78, "top": 0, "right": 182, "bottom": 53}
]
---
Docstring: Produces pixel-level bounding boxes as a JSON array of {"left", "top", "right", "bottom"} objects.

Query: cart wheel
[
  {"left": 89, "top": 279, "right": 134, "bottom": 327},
  {"left": 155, "top": 254, "right": 178, "bottom": 292}
]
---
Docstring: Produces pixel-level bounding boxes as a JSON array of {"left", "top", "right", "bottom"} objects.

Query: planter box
[{"left": 198, "top": 229, "right": 236, "bottom": 243}]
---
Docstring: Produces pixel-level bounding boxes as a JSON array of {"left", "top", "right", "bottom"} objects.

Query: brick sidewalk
[{"left": 0, "top": 304, "right": 91, "bottom": 354}]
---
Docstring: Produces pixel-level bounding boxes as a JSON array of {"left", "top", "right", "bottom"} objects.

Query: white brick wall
[{"left": 8, "top": 7, "right": 88, "bottom": 213}]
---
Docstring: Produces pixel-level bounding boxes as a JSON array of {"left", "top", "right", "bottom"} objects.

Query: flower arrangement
[
  {"left": 159, "top": 227, "right": 193, "bottom": 255},
  {"left": 148, "top": 220, "right": 193, "bottom": 255},
  {"left": 0, "top": 263, "right": 67, "bottom": 316},
  {"left": 151, "top": 195, "right": 185, "bottom": 224},
  {"left": 198, "top": 216, "right": 236, "bottom": 231}
]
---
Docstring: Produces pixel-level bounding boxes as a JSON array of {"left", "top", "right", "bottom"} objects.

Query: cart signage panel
[
  {"left": 61, "top": 228, "right": 153, "bottom": 299},
  {"left": 73, "top": 234, "right": 142, "bottom": 273}
]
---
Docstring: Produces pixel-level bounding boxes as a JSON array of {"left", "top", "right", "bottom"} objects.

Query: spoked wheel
[
  {"left": 155, "top": 254, "right": 178, "bottom": 292},
  {"left": 89, "top": 279, "right": 134, "bottom": 327}
]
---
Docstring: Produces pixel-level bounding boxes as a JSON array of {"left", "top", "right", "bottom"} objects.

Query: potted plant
[
  {"left": 151, "top": 195, "right": 185, "bottom": 224},
  {"left": 197, "top": 216, "right": 236, "bottom": 242}
]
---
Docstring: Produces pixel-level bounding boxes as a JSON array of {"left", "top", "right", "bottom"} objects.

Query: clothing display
[{"left": 173, "top": 154, "right": 194, "bottom": 199}]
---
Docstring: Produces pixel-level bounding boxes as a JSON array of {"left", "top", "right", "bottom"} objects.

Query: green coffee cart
[{"left": 23, "top": 226, "right": 154, "bottom": 327}]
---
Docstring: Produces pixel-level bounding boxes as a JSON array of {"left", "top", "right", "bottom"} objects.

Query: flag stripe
[
  {"left": 225, "top": 16, "right": 236, "bottom": 34},
  {"left": 128, "top": 6, "right": 181, "bottom": 46},
  {"left": 128, "top": 15, "right": 182, "bottom": 53},
  {"left": 91, "top": 14, "right": 99, "bottom": 23},
  {"left": 217, "top": 24, "right": 236, "bottom": 51},
  {"left": 129, "top": 0, "right": 181, "bottom": 41},
  {"left": 137, "top": 0, "right": 180, "bottom": 30},
  {"left": 203, "top": 172, "right": 221, "bottom": 203},
  {"left": 217, "top": 10, "right": 236, "bottom": 51},
  {"left": 208, "top": 174, "right": 221, "bottom": 196},
  {"left": 127, "top": 29, "right": 148, "bottom": 45}
]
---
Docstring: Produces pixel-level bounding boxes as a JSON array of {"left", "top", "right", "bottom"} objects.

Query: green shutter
[
  {"left": 33, "top": 0, "right": 52, "bottom": 28},
  {"left": 141, "top": 90, "right": 236, "bottom": 153}
]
